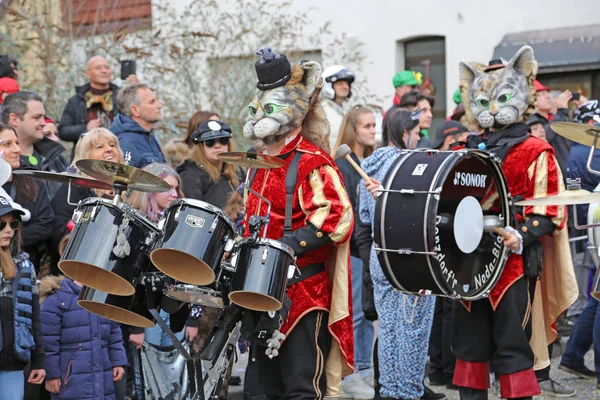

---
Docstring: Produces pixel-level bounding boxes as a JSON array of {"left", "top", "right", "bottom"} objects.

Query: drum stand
[{"left": 142, "top": 276, "right": 242, "bottom": 400}]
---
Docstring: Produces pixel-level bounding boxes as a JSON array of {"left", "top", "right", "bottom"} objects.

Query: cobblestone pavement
[{"left": 228, "top": 341, "right": 599, "bottom": 399}]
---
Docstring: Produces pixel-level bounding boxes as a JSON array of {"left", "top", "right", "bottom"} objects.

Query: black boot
[
  {"left": 458, "top": 387, "right": 488, "bottom": 400},
  {"left": 421, "top": 384, "right": 447, "bottom": 400}
]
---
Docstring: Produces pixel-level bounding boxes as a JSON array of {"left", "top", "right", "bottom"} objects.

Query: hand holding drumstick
[{"left": 334, "top": 144, "right": 381, "bottom": 198}]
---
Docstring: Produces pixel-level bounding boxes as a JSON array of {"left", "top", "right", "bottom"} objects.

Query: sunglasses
[
  {"left": 203, "top": 137, "right": 230, "bottom": 148},
  {"left": 0, "top": 219, "right": 21, "bottom": 231}
]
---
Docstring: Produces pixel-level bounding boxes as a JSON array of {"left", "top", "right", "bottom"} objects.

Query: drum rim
[
  {"left": 165, "top": 285, "right": 223, "bottom": 307},
  {"left": 78, "top": 197, "right": 160, "bottom": 232},
  {"left": 168, "top": 198, "right": 236, "bottom": 231},
  {"left": 237, "top": 237, "right": 295, "bottom": 259},
  {"left": 443, "top": 150, "right": 510, "bottom": 300}
]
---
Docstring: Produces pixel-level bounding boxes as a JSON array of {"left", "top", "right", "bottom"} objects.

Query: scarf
[
  {"left": 85, "top": 90, "right": 113, "bottom": 112},
  {"left": 465, "top": 122, "right": 530, "bottom": 161}
]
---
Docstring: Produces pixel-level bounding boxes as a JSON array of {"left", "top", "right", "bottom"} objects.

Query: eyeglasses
[
  {"left": 203, "top": 137, "right": 230, "bottom": 148},
  {"left": 0, "top": 219, "right": 21, "bottom": 231}
]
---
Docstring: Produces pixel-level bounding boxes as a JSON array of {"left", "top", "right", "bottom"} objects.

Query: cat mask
[
  {"left": 459, "top": 45, "right": 538, "bottom": 131},
  {"left": 243, "top": 49, "right": 330, "bottom": 152}
]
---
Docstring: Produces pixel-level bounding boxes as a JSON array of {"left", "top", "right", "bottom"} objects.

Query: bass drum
[{"left": 374, "top": 149, "right": 510, "bottom": 300}]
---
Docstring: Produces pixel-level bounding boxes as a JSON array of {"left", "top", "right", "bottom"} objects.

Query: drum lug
[
  {"left": 72, "top": 210, "right": 83, "bottom": 224},
  {"left": 224, "top": 238, "right": 235, "bottom": 253},
  {"left": 209, "top": 218, "right": 218, "bottom": 234},
  {"left": 173, "top": 204, "right": 182, "bottom": 222},
  {"left": 261, "top": 248, "right": 269, "bottom": 264},
  {"left": 287, "top": 264, "right": 299, "bottom": 280},
  {"left": 90, "top": 204, "right": 99, "bottom": 221}
]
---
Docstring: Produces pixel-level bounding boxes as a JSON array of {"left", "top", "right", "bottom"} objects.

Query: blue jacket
[
  {"left": 109, "top": 114, "right": 165, "bottom": 168},
  {"left": 40, "top": 277, "right": 128, "bottom": 400},
  {"left": 567, "top": 142, "right": 600, "bottom": 226}
]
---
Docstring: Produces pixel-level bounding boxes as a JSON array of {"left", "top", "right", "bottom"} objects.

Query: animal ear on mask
[
  {"left": 506, "top": 45, "right": 538, "bottom": 79},
  {"left": 458, "top": 61, "right": 481, "bottom": 88},
  {"left": 301, "top": 61, "right": 324, "bottom": 99}
]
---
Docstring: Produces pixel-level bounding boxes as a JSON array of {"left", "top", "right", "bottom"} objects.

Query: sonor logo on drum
[
  {"left": 185, "top": 215, "right": 205, "bottom": 228},
  {"left": 453, "top": 172, "right": 488, "bottom": 188}
]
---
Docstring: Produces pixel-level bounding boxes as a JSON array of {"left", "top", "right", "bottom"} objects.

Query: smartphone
[
  {"left": 571, "top": 93, "right": 581, "bottom": 101},
  {"left": 120, "top": 60, "right": 136, "bottom": 80}
]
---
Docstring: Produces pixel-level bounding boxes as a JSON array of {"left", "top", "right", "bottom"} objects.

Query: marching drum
[
  {"left": 59, "top": 198, "right": 160, "bottom": 296},
  {"left": 374, "top": 150, "right": 511, "bottom": 300},
  {"left": 228, "top": 238, "right": 296, "bottom": 312},
  {"left": 151, "top": 199, "right": 237, "bottom": 286}
]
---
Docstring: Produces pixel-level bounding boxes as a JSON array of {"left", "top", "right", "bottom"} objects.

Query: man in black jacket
[
  {"left": 1, "top": 92, "right": 68, "bottom": 200},
  {"left": 58, "top": 56, "right": 138, "bottom": 153}
]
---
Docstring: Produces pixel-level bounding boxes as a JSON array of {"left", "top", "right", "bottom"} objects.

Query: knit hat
[
  {"left": 392, "top": 71, "right": 420, "bottom": 88},
  {"left": 573, "top": 100, "right": 600, "bottom": 124},
  {"left": 254, "top": 47, "right": 291, "bottom": 90},
  {"left": 0, "top": 77, "right": 19, "bottom": 104}
]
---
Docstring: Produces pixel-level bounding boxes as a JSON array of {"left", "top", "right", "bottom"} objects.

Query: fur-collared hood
[{"left": 38, "top": 275, "right": 65, "bottom": 303}]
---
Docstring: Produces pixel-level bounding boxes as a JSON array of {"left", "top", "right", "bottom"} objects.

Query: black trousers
[
  {"left": 429, "top": 296, "right": 456, "bottom": 382},
  {"left": 255, "top": 311, "right": 331, "bottom": 400},
  {"left": 452, "top": 277, "right": 535, "bottom": 375}
]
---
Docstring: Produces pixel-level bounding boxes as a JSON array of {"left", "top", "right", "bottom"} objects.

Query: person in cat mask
[
  {"left": 452, "top": 47, "right": 577, "bottom": 400},
  {"left": 241, "top": 48, "right": 354, "bottom": 399}
]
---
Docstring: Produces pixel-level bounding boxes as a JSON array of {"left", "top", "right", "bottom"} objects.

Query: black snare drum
[
  {"left": 374, "top": 150, "right": 510, "bottom": 300},
  {"left": 60, "top": 198, "right": 160, "bottom": 296},
  {"left": 228, "top": 238, "right": 295, "bottom": 312},
  {"left": 151, "top": 199, "right": 236, "bottom": 286}
]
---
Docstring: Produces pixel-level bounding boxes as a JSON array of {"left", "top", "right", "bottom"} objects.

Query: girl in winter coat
[
  {"left": 0, "top": 194, "right": 45, "bottom": 400},
  {"left": 360, "top": 109, "right": 437, "bottom": 400},
  {"left": 40, "top": 276, "right": 127, "bottom": 399}
]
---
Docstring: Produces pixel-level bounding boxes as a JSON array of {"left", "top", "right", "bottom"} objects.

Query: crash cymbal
[
  {"left": 515, "top": 189, "right": 600, "bottom": 206},
  {"left": 12, "top": 170, "right": 113, "bottom": 190},
  {"left": 551, "top": 122, "right": 600, "bottom": 149},
  {"left": 76, "top": 159, "right": 170, "bottom": 193},
  {"left": 217, "top": 151, "right": 286, "bottom": 169}
]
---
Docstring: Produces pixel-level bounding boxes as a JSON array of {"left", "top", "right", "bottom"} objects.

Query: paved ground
[{"left": 227, "top": 338, "right": 599, "bottom": 399}]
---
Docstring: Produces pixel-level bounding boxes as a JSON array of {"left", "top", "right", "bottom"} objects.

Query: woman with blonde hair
[
  {"left": 177, "top": 120, "right": 242, "bottom": 211},
  {"left": 51, "top": 128, "right": 124, "bottom": 248}
]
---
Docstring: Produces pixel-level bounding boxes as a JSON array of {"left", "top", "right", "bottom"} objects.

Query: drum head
[
  {"left": 59, "top": 260, "right": 135, "bottom": 296},
  {"left": 166, "top": 285, "right": 224, "bottom": 308},
  {"left": 228, "top": 291, "right": 282, "bottom": 312},
  {"left": 78, "top": 300, "right": 155, "bottom": 328},
  {"left": 150, "top": 249, "right": 216, "bottom": 285}
]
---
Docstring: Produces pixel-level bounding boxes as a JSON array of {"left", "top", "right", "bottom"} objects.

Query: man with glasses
[{"left": 110, "top": 83, "right": 165, "bottom": 168}]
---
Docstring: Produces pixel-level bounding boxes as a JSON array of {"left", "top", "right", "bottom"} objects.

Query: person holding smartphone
[{"left": 58, "top": 56, "right": 138, "bottom": 155}]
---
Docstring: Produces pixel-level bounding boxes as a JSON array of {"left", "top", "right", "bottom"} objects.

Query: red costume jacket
[
  {"left": 486, "top": 137, "right": 565, "bottom": 308},
  {"left": 243, "top": 135, "right": 355, "bottom": 369}
]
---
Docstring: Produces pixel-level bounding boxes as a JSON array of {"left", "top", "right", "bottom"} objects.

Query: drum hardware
[
  {"left": 373, "top": 246, "right": 437, "bottom": 256},
  {"left": 377, "top": 187, "right": 442, "bottom": 195},
  {"left": 515, "top": 178, "right": 600, "bottom": 207},
  {"left": 217, "top": 151, "right": 286, "bottom": 169}
]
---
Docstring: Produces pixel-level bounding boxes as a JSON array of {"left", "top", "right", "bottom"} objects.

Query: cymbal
[
  {"left": 515, "top": 189, "right": 600, "bottom": 206},
  {"left": 551, "top": 122, "right": 600, "bottom": 149},
  {"left": 76, "top": 159, "right": 170, "bottom": 193},
  {"left": 217, "top": 151, "right": 285, "bottom": 169},
  {"left": 12, "top": 170, "right": 113, "bottom": 190}
]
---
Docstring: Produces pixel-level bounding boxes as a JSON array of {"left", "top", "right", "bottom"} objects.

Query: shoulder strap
[{"left": 284, "top": 152, "right": 304, "bottom": 236}]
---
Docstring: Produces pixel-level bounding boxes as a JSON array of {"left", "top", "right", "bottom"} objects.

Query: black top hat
[
  {"left": 484, "top": 59, "right": 505, "bottom": 73},
  {"left": 255, "top": 47, "right": 291, "bottom": 90}
]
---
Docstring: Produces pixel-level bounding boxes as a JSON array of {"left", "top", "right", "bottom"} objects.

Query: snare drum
[
  {"left": 228, "top": 238, "right": 295, "bottom": 312},
  {"left": 374, "top": 150, "right": 510, "bottom": 300},
  {"left": 151, "top": 199, "right": 237, "bottom": 286},
  {"left": 166, "top": 284, "right": 224, "bottom": 309},
  {"left": 60, "top": 198, "right": 160, "bottom": 296}
]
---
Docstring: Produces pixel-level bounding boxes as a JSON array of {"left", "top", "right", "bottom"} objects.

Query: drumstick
[{"left": 334, "top": 144, "right": 373, "bottom": 183}]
